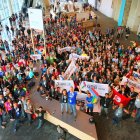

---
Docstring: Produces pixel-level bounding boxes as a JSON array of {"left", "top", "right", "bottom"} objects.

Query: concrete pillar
[
  {"left": 112, "top": 0, "right": 121, "bottom": 22},
  {"left": 126, "top": 0, "right": 138, "bottom": 29},
  {"left": 126, "top": 0, "right": 140, "bottom": 33},
  {"left": 132, "top": 0, "right": 140, "bottom": 32},
  {"left": 122, "top": 0, "right": 132, "bottom": 26},
  {"left": 8, "top": 0, "right": 14, "bottom": 15}
]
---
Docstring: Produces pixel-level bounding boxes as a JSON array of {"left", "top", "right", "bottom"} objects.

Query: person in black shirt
[
  {"left": 126, "top": 87, "right": 137, "bottom": 111},
  {"left": 100, "top": 93, "right": 111, "bottom": 119},
  {"left": 35, "top": 106, "right": 49, "bottom": 129},
  {"left": 60, "top": 89, "right": 68, "bottom": 115}
]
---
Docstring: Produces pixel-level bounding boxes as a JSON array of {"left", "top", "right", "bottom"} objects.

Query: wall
[
  {"left": 126, "top": 0, "right": 138, "bottom": 29},
  {"left": 88, "top": 0, "right": 113, "bottom": 18},
  {"left": 88, "top": 0, "right": 100, "bottom": 9},
  {"left": 99, "top": 0, "right": 113, "bottom": 18},
  {"left": 88, "top": 0, "right": 140, "bottom": 33},
  {"left": 138, "top": 25, "right": 140, "bottom": 34}
]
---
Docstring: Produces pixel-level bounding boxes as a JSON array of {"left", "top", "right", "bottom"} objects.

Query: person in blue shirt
[
  {"left": 67, "top": 86, "right": 81, "bottom": 120},
  {"left": 86, "top": 92, "right": 94, "bottom": 115}
]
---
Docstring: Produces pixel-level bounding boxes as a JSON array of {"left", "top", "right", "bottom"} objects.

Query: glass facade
[
  {"left": 0, "top": 0, "right": 23, "bottom": 41},
  {"left": 0, "top": 0, "right": 23, "bottom": 21},
  {"left": 0, "top": 0, "right": 10, "bottom": 20}
]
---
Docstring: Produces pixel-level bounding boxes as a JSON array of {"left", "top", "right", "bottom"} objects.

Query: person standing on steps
[
  {"left": 67, "top": 86, "right": 81, "bottom": 120},
  {"left": 35, "top": 106, "right": 50, "bottom": 129},
  {"left": 60, "top": 89, "right": 68, "bottom": 115},
  {"left": 13, "top": 102, "right": 21, "bottom": 133}
]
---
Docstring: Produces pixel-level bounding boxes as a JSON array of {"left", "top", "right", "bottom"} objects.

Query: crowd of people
[
  {"left": 0, "top": 12, "right": 48, "bottom": 132},
  {"left": 0, "top": 6, "right": 140, "bottom": 134},
  {"left": 39, "top": 11, "right": 140, "bottom": 126}
]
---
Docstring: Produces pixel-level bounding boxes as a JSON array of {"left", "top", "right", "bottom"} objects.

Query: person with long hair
[{"left": 60, "top": 89, "right": 68, "bottom": 115}]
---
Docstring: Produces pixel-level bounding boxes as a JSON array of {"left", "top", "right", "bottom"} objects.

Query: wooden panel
[
  {"left": 62, "top": 12, "right": 77, "bottom": 18},
  {"left": 82, "top": 20, "right": 94, "bottom": 28}
]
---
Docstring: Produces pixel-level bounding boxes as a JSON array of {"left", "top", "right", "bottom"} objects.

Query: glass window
[{"left": 0, "top": 0, "right": 11, "bottom": 20}]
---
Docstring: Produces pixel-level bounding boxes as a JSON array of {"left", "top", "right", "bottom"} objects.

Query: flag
[
  {"left": 112, "top": 88, "right": 130, "bottom": 106},
  {"left": 88, "top": 87, "right": 99, "bottom": 103}
]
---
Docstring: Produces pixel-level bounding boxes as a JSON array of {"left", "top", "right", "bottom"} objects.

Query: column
[
  {"left": 132, "top": 0, "right": 140, "bottom": 32},
  {"left": 126, "top": 0, "right": 140, "bottom": 33},
  {"left": 118, "top": 0, "right": 126, "bottom": 26},
  {"left": 7, "top": 0, "right": 14, "bottom": 15},
  {"left": 112, "top": 0, "right": 122, "bottom": 22},
  {"left": 122, "top": 0, "right": 132, "bottom": 26}
]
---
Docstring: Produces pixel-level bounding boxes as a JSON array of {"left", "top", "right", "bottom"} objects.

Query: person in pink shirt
[{"left": 4, "top": 98, "right": 14, "bottom": 121}]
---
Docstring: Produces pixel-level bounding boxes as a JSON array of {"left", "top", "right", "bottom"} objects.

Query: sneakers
[
  {"left": 1, "top": 126, "right": 5, "bottom": 129},
  {"left": 10, "top": 119, "right": 15, "bottom": 121},
  {"left": 36, "top": 127, "right": 41, "bottom": 130},
  {"left": 2, "top": 122, "right": 7, "bottom": 125},
  {"left": 13, "top": 129, "right": 17, "bottom": 133}
]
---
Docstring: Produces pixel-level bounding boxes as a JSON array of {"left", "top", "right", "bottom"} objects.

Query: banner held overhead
[{"left": 28, "top": 8, "right": 44, "bottom": 31}]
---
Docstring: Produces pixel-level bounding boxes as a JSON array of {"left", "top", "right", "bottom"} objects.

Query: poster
[{"left": 28, "top": 8, "right": 44, "bottom": 30}]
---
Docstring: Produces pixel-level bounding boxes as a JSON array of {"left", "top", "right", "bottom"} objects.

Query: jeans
[
  {"left": 27, "top": 113, "right": 32, "bottom": 124},
  {"left": 0, "top": 115, "right": 3, "bottom": 126},
  {"left": 26, "top": 76, "right": 31, "bottom": 80},
  {"left": 86, "top": 107, "right": 93, "bottom": 115},
  {"left": 8, "top": 110, "right": 14, "bottom": 119},
  {"left": 37, "top": 119, "right": 43, "bottom": 129},
  {"left": 101, "top": 106, "right": 109, "bottom": 116},
  {"left": 135, "top": 108, "right": 140, "bottom": 123},
  {"left": 21, "top": 109, "right": 26, "bottom": 118},
  {"left": 112, "top": 116, "right": 121, "bottom": 125},
  {"left": 61, "top": 103, "right": 68, "bottom": 113},
  {"left": 14, "top": 118, "right": 19, "bottom": 130},
  {"left": 68, "top": 104, "right": 77, "bottom": 117}
]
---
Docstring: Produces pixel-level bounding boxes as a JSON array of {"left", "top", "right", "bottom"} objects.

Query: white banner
[
  {"left": 121, "top": 76, "right": 140, "bottom": 93},
  {"left": 58, "top": 47, "right": 75, "bottom": 53},
  {"left": 80, "top": 81, "right": 109, "bottom": 97},
  {"left": 30, "top": 54, "right": 41, "bottom": 60},
  {"left": 69, "top": 53, "right": 90, "bottom": 60},
  {"left": 28, "top": 8, "right": 44, "bottom": 30},
  {"left": 55, "top": 80, "right": 74, "bottom": 91},
  {"left": 63, "top": 60, "right": 76, "bottom": 80},
  {"left": 133, "top": 71, "right": 140, "bottom": 83}
]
